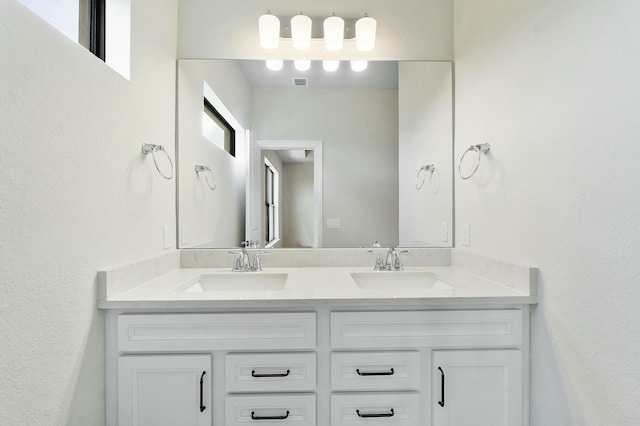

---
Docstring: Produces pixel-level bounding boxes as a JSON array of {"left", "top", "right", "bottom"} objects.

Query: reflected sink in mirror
[
  {"left": 351, "top": 271, "right": 454, "bottom": 291},
  {"left": 182, "top": 273, "right": 288, "bottom": 292}
]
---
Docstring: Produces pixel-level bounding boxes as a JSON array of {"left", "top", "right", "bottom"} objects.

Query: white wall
[
  {"left": 453, "top": 0, "right": 640, "bottom": 423},
  {"left": 252, "top": 88, "right": 399, "bottom": 247},
  {"left": 282, "top": 163, "right": 315, "bottom": 248},
  {"left": 398, "top": 62, "right": 453, "bottom": 247},
  {"left": 0, "top": 1, "right": 178, "bottom": 424},
  {"left": 177, "top": 60, "right": 249, "bottom": 247}
]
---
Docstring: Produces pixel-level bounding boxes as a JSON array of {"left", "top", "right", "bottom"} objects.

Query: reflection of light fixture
[
  {"left": 258, "top": 11, "right": 280, "bottom": 49},
  {"left": 323, "top": 14, "right": 344, "bottom": 51},
  {"left": 266, "top": 59, "right": 283, "bottom": 71},
  {"left": 291, "top": 13, "right": 312, "bottom": 50},
  {"left": 356, "top": 14, "right": 376, "bottom": 51},
  {"left": 323, "top": 60, "right": 340, "bottom": 72},
  {"left": 351, "top": 60, "right": 368, "bottom": 72},
  {"left": 294, "top": 59, "right": 311, "bottom": 71}
]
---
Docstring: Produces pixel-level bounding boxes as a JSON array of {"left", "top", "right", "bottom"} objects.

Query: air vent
[{"left": 293, "top": 78, "right": 308, "bottom": 87}]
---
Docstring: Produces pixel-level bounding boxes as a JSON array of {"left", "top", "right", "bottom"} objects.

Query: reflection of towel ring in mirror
[
  {"left": 458, "top": 143, "right": 491, "bottom": 180},
  {"left": 195, "top": 165, "right": 216, "bottom": 190},
  {"left": 416, "top": 164, "right": 435, "bottom": 190},
  {"left": 142, "top": 143, "right": 174, "bottom": 180}
]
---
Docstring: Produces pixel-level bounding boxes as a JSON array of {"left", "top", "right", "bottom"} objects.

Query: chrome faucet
[
  {"left": 232, "top": 241, "right": 263, "bottom": 272},
  {"left": 373, "top": 246, "right": 404, "bottom": 271}
]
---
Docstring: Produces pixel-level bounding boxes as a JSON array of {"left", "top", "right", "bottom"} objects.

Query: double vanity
[{"left": 99, "top": 249, "right": 536, "bottom": 426}]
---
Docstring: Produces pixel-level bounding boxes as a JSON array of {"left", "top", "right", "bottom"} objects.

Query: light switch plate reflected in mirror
[
  {"left": 462, "top": 223, "right": 471, "bottom": 246},
  {"left": 327, "top": 218, "right": 341, "bottom": 229}
]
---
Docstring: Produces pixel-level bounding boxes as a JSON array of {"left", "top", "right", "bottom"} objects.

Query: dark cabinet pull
[
  {"left": 199, "top": 371, "right": 206, "bottom": 413},
  {"left": 251, "top": 410, "right": 290, "bottom": 420},
  {"left": 356, "top": 367, "right": 395, "bottom": 376},
  {"left": 251, "top": 369, "right": 291, "bottom": 378},
  {"left": 356, "top": 408, "right": 395, "bottom": 418},
  {"left": 438, "top": 366, "right": 445, "bottom": 407}
]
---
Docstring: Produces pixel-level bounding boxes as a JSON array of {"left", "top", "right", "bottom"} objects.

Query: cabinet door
[
  {"left": 118, "top": 355, "right": 212, "bottom": 426},
  {"left": 433, "top": 350, "right": 522, "bottom": 426}
]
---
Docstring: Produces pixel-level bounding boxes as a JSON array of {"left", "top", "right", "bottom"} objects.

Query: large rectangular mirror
[{"left": 177, "top": 59, "right": 453, "bottom": 249}]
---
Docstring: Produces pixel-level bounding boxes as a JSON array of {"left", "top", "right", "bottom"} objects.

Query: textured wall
[
  {"left": 0, "top": 1, "right": 178, "bottom": 424},
  {"left": 453, "top": 0, "right": 640, "bottom": 423}
]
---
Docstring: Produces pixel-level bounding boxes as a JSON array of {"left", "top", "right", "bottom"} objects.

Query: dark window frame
[
  {"left": 88, "top": 0, "right": 105, "bottom": 60},
  {"left": 203, "top": 98, "right": 236, "bottom": 157}
]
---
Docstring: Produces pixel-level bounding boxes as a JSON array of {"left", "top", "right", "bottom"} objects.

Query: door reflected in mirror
[{"left": 177, "top": 60, "right": 453, "bottom": 249}]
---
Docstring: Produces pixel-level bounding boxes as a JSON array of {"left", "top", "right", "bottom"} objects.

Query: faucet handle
[
  {"left": 394, "top": 249, "right": 409, "bottom": 270},
  {"left": 252, "top": 252, "right": 263, "bottom": 271},
  {"left": 232, "top": 251, "right": 245, "bottom": 271},
  {"left": 374, "top": 253, "right": 384, "bottom": 270}
]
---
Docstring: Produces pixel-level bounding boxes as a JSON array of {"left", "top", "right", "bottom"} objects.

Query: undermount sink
[
  {"left": 182, "top": 273, "right": 288, "bottom": 292},
  {"left": 350, "top": 271, "right": 454, "bottom": 291}
]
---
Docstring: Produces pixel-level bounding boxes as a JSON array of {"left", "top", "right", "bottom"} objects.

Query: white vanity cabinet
[
  {"left": 118, "top": 355, "right": 212, "bottom": 426},
  {"left": 110, "top": 312, "right": 317, "bottom": 426},
  {"left": 329, "top": 309, "right": 527, "bottom": 426},
  {"left": 432, "top": 349, "right": 523, "bottom": 426},
  {"left": 108, "top": 306, "right": 528, "bottom": 426}
]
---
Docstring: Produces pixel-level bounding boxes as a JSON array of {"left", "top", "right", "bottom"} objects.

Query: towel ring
[
  {"left": 142, "top": 143, "right": 174, "bottom": 180},
  {"left": 416, "top": 164, "right": 435, "bottom": 190},
  {"left": 195, "top": 165, "right": 216, "bottom": 190},
  {"left": 458, "top": 143, "right": 490, "bottom": 180}
]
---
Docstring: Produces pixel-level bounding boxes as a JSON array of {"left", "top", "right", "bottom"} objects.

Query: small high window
[
  {"left": 19, "top": 0, "right": 105, "bottom": 60},
  {"left": 202, "top": 98, "right": 236, "bottom": 157}
]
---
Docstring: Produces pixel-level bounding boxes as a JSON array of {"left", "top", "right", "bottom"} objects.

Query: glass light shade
[
  {"left": 351, "top": 60, "right": 368, "bottom": 72},
  {"left": 323, "top": 60, "right": 340, "bottom": 72},
  {"left": 294, "top": 60, "right": 311, "bottom": 71},
  {"left": 291, "top": 14, "right": 312, "bottom": 50},
  {"left": 323, "top": 16, "right": 344, "bottom": 51},
  {"left": 266, "top": 59, "right": 283, "bottom": 71},
  {"left": 259, "top": 13, "right": 280, "bottom": 49},
  {"left": 355, "top": 16, "right": 377, "bottom": 51}
]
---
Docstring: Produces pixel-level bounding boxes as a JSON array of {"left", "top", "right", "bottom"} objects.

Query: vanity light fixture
[
  {"left": 266, "top": 59, "right": 284, "bottom": 71},
  {"left": 322, "top": 60, "right": 340, "bottom": 72},
  {"left": 294, "top": 59, "right": 311, "bottom": 71},
  {"left": 258, "top": 11, "right": 280, "bottom": 49},
  {"left": 291, "top": 13, "right": 312, "bottom": 50},
  {"left": 350, "top": 60, "right": 368, "bottom": 72},
  {"left": 323, "top": 14, "right": 344, "bottom": 51},
  {"left": 355, "top": 14, "right": 377, "bottom": 51},
  {"left": 258, "top": 11, "right": 377, "bottom": 53}
]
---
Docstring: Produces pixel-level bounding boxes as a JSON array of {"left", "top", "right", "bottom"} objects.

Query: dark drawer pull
[
  {"left": 251, "top": 369, "right": 291, "bottom": 378},
  {"left": 356, "top": 408, "right": 395, "bottom": 418},
  {"left": 438, "top": 366, "right": 445, "bottom": 407},
  {"left": 356, "top": 367, "right": 395, "bottom": 376},
  {"left": 199, "top": 371, "right": 206, "bottom": 413},
  {"left": 251, "top": 410, "right": 290, "bottom": 420}
]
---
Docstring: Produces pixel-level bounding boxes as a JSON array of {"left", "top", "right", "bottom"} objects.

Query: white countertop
[{"left": 98, "top": 265, "right": 537, "bottom": 310}]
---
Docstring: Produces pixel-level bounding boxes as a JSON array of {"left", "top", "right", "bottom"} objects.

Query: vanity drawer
[
  {"left": 331, "top": 392, "right": 420, "bottom": 425},
  {"left": 226, "top": 353, "right": 316, "bottom": 392},
  {"left": 117, "top": 313, "right": 316, "bottom": 352},
  {"left": 331, "top": 310, "right": 523, "bottom": 349},
  {"left": 225, "top": 394, "right": 316, "bottom": 425},
  {"left": 331, "top": 351, "right": 420, "bottom": 391}
]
